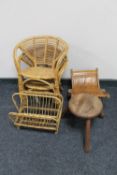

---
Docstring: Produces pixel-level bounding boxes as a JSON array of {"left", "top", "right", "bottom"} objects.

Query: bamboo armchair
[
  {"left": 24, "top": 79, "right": 55, "bottom": 92},
  {"left": 9, "top": 92, "right": 63, "bottom": 133},
  {"left": 69, "top": 68, "right": 110, "bottom": 98},
  {"left": 13, "top": 36, "right": 68, "bottom": 93},
  {"left": 23, "top": 56, "right": 68, "bottom": 92}
]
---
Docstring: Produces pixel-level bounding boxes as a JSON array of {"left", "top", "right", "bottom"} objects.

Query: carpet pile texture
[{"left": 0, "top": 80, "right": 116, "bottom": 175}]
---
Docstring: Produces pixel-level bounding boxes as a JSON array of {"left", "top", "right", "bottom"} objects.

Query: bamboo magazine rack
[{"left": 9, "top": 92, "right": 63, "bottom": 133}]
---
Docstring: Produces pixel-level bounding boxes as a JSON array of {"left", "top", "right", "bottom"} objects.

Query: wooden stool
[{"left": 69, "top": 93, "right": 103, "bottom": 152}]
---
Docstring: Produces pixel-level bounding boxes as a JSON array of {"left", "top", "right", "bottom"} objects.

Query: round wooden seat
[
  {"left": 69, "top": 93, "right": 103, "bottom": 153},
  {"left": 69, "top": 93, "right": 103, "bottom": 119}
]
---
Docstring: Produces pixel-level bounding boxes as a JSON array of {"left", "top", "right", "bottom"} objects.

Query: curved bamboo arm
[
  {"left": 21, "top": 54, "right": 34, "bottom": 67},
  {"left": 23, "top": 79, "right": 55, "bottom": 91},
  {"left": 13, "top": 46, "right": 34, "bottom": 74},
  {"left": 19, "top": 46, "right": 36, "bottom": 65},
  {"left": 13, "top": 46, "right": 22, "bottom": 73},
  {"left": 55, "top": 55, "right": 68, "bottom": 81},
  {"left": 12, "top": 91, "right": 63, "bottom": 105},
  {"left": 58, "top": 60, "right": 68, "bottom": 82},
  {"left": 12, "top": 93, "right": 21, "bottom": 111},
  {"left": 54, "top": 50, "right": 67, "bottom": 63}
]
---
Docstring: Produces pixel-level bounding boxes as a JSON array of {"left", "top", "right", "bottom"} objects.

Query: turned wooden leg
[{"left": 84, "top": 119, "right": 92, "bottom": 153}]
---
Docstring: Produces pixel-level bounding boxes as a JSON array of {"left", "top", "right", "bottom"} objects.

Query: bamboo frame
[
  {"left": 9, "top": 92, "right": 63, "bottom": 133},
  {"left": 13, "top": 36, "right": 68, "bottom": 93},
  {"left": 23, "top": 79, "right": 55, "bottom": 92}
]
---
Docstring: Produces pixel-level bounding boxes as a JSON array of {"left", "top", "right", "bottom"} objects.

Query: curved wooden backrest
[
  {"left": 71, "top": 68, "right": 100, "bottom": 89},
  {"left": 71, "top": 68, "right": 110, "bottom": 98}
]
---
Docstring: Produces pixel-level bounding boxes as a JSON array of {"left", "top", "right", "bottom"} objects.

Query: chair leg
[
  {"left": 55, "top": 130, "right": 58, "bottom": 134},
  {"left": 54, "top": 79, "right": 60, "bottom": 94},
  {"left": 55, "top": 126, "right": 59, "bottom": 134},
  {"left": 18, "top": 75, "right": 24, "bottom": 92},
  {"left": 55, "top": 121, "right": 60, "bottom": 134},
  {"left": 84, "top": 119, "right": 92, "bottom": 153}
]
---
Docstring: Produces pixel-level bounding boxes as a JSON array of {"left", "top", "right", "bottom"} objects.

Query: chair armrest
[
  {"left": 13, "top": 46, "right": 34, "bottom": 74},
  {"left": 55, "top": 55, "right": 68, "bottom": 81},
  {"left": 12, "top": 93, "right": 20, "bottom": 112},
  {"left": 14, "top": 55, "right": 31, "bottom": 74}
]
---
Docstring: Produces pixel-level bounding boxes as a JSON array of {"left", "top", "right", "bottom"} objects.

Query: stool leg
[{"left": 84, "top": 119, "right": 92, "bottom": 153}]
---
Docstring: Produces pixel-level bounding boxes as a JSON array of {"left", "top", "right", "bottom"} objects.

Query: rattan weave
[
  {"left": 9, "top": 92, "right": 63, "bottom": 133},
  {"left": 13, "top": 36, "right": 68, "bottom": 93}
]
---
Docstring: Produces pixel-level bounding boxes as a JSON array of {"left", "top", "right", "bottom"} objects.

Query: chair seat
[
  {"left": 69, "top": 93, "right": 103, "bottom": 118},
  {"left": 21, "top": 67, "right": 57, "bottom": 80}
]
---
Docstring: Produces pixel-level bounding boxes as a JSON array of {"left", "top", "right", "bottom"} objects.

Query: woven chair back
[{"left": 14, "top": 36, "right": 68, "bottom": 68}]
